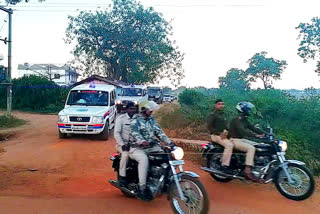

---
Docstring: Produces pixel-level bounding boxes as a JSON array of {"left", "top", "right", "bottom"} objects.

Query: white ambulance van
[{"left": 57, "top": 83, "right": 117, "bottom": 140}]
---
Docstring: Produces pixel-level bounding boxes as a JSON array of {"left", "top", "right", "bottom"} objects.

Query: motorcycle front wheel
[
  {"left": 169, "top": 175, "right": 209, "bottom": 214},
  {"left": 274, "top": 163, "right": 315, "bottom": 201}
]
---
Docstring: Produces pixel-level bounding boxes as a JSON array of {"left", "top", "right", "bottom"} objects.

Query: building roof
[{"left": 72, "top": 75, "right": 127, "bottom": 88}]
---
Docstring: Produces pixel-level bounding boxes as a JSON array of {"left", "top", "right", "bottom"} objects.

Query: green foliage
[
  {"left": 171, "top": 88, "right": 320, "bottom": 174},
  {"left": 218, "top": 68, "right": 250, "bottom": 91},
  {"left": 0, "top": 115, "right": 25, "bottom": 129},
  {"left": 246, "top": 51, "right": 287, "bottom": 89},
  {"left": 297, "top": 17, "right": 320, "bottom": 74},
  {"left": 65, "top": 0, "right": 184, "bottom": 86},
  {"left": 0, "top": 75, "right": 69, "bottom": 113}
]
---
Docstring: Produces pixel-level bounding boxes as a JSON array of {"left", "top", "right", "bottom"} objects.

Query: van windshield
[
  {"left": 67, "top": 90, "right": 109, "bottom": 106},
  {"left": 148, "top": 88, "right": 162, "bottom": 94},
  {"left": 122, "top": 88, "right": 142, "bottom": 96}
]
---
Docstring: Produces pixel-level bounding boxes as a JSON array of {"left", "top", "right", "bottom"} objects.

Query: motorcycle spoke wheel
[
  {"left": 278, "top": 166, "right": 311, "bottom": 197},
  {"left": 171, "top": 178, "right": 204, "bottom": 214}
]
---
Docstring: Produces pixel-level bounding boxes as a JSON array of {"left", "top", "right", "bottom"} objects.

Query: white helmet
[{"left": 139, "top": 100, "right": 160, "bottom": 112}]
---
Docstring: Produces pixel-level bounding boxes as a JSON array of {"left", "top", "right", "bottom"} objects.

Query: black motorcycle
[
  {"left": 201, "top": 127, "right": 315, "bottom": 201},
  {"left": 109, "top": 145, "right": 209, "bottom": 214}
]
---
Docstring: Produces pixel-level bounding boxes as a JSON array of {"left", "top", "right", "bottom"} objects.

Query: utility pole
[{"left": 0, "top": 6, "right": 13, "bottom": 116}]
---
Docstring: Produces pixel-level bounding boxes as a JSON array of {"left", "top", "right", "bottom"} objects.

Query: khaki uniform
[
  {"left": 208, "top": 110, "right": 234, "bottom": 166},
  {"left": 114, "top": 113, "right": 136, "bottom": 177}
]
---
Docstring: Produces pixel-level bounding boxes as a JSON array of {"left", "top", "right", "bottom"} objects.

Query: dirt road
[{"left": 0, "top": 112, "right": 319, "bottom": 214}]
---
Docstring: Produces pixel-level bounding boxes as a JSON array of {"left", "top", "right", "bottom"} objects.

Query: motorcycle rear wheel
[{"left": 207, "top": 154, "right": 233, "bottom": 183}]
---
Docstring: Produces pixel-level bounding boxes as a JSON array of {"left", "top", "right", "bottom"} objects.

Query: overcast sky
[{"left": 0, "top": 0, "right": 320, "bottom": 89}]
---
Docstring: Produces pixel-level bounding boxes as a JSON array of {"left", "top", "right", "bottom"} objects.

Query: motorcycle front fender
[
  {"left": 179, "top": 171, "right": 200, "bottom": 178},
  {"left": 280, "top": 160, "right": 306, "bottom": 168}
]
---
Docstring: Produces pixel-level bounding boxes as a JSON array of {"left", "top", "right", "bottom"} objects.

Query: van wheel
[
  {"left": 58, "top": 130, "right": 67, "bottom": 139},
  {"left": 98, "top": 122, "right": 109, "bottom": 140}
]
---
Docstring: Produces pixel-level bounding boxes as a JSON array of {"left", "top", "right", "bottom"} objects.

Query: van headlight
[
  {"left": 92, "top": 116, "right": 104, "bottom": 124},
  {"left": 279, "top": 141, "right": 288, "bottom": 152},
  {"left": 133, "top": 101, "right": 138, "bottom": 105},
  {"left": 171, "top": 147, "right": 184, "bottom": 160},
  {"left": 116, "top": 100, "right": 122, "bottom": 105},
  {"left": 58, "top": 115, "right": 68, "bottom": 123}
]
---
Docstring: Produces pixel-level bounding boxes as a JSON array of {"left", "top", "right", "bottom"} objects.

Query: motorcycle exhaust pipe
[
  {"left": 201, "top": 167, "right": 232, "bottom": 177},
  {"left": 201, "top": 167, "right": 246, "bottom": 180},
  {"left": 108, "top": 179, "right": 137, "bottom": 197}
]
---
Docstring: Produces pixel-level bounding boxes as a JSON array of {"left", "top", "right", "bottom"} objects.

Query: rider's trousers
[
  {"left": 116, "top": 145, "right": 129, "bottom": 177},
  {"left": 211, "top": 135, "right": 256, "bottom": 166},
  {"left": 128, "top": 148, "right": 149, "bottom": 186}
]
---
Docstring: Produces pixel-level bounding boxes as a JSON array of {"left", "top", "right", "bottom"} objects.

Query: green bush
[
  {"left": 0, "top": 115, "right": 25, "bottom": 129},
  {"left": 0, "top": 75, "right": 69, "bottom": 113}
]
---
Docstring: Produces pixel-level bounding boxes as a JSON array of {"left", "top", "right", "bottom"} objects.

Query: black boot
[
  {"left": 219, "top": 165, "right": 235, "bottom": 175},
  {"left": 138, "top": 185, "right": 152, "bottom": 201},
  {"left": 118, "top": 176, "right": 128, "bottom": 188}
]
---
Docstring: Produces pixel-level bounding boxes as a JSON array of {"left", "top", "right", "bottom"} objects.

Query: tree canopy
[
  {"left": 218, "top": 68, "right": 250, "bottom": 91},
  {"left": 297, "top": 17, "right": 320, "bottom": 74},
  {"left": 65, "top": 0, "right": 184, "bottom": 86},
  {"left": 246, "top": 51, "right": 287, "bottom": 89}
]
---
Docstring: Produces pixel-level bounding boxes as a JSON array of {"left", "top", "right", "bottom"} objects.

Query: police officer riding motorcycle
[
  {"left": 202, "top": 101, "right": 315, "bottom": 201},
  {"left": 109, "top": 101, "right": 209, "bottom": 214}
]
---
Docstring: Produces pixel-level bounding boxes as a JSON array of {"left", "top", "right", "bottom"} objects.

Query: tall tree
[
  {"left": 246, "top": 52, "right": 287, "bottom": 89},
  {"left": 297, "top": 17, "right": 320, "bottom": 74},
  {"left": 65, "top": 0, "right": 184, "bottom": 86},
  {"left": 218, "top": 68, "right": 250, "bottom": 91}
]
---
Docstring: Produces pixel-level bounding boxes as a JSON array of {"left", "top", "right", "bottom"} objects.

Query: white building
[{"left": 17, "top": 63, "right": 80, "bottom": 86}]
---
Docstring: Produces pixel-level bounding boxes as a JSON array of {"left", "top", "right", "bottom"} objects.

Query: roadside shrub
[{"left": 0, "top": 75, "right": 69, "bottom": 113}]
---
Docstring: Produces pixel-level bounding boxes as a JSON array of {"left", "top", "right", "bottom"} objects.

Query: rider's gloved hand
[{"left": 122, "top": 144, "right": 130, "bottom": 152}]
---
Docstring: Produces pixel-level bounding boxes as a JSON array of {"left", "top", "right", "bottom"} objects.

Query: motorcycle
[
  {"left": 109, "top": 144, "right": 209, "bottom": 214},
  {"left": 201, "top": 126, "right": 315, "bottom": 201}
]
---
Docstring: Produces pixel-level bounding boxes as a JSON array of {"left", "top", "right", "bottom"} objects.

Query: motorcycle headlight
[
  {"left": 92, "top": 116, "right": 104, "bottom": 124},
  {"left": 171, "top": 147, "right": 184, "bottom": 160},
  {"left": 279, "top": 141, "right": 288, "bottom": 152},
  {"left": 58, "top": 115, "right": 68, "bottom": 123}
]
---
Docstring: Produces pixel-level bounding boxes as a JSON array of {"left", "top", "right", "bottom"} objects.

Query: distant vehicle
[
  {"left": 170, "top": 95, "right": 177, "bottom": 101},
  {"left": 163, "top": 94, "right": 173, "bottom": 103},
  {"left": 57, "top": 83, "right": 117, "bottom": 140},
  {"left": 147, "top": 86, "right": 163, "bottom": 104},
  {"left": 116, "top": 84, "right": 148, "bottom": 113}
]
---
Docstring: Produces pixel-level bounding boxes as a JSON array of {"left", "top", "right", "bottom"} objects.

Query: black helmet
[{"left": 235, "top": 101, "right": 256, "bottom": 116}]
